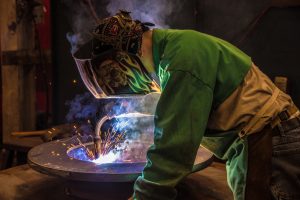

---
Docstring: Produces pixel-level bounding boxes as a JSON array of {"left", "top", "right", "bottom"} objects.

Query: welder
[{"left": 89, "top": 10, "right": 300, "bottom": 200}]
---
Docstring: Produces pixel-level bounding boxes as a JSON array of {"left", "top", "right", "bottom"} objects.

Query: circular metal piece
[{"left": 28, "top": 137, "right": 213, "bottom": 182}]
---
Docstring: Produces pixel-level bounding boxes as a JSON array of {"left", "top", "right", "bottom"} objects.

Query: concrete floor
[{"left": 0, "top": 163, "right": 232, "bottom": 200}]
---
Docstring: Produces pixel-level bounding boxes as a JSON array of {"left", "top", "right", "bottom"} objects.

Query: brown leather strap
[
  {"left": 272, "top": 116, "right": 300, "bottom": 136},
  {"left": 270, "top": 104, "right": 300, "bottom": 129}
]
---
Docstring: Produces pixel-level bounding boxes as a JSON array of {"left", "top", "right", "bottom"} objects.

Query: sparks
[{"left": 94, "top": 129, "right": 126, "bottom": 159}]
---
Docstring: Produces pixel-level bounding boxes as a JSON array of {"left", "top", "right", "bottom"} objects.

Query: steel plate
[{"left": 28, "top": 137, "right": 213, "bottom": 182}]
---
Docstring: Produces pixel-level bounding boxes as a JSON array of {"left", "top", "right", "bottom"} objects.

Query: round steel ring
[{"left": 28, "top": 137, "right": 213, "bottom": 182}]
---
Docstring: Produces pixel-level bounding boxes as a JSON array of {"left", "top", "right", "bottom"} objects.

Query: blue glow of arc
[
  {"left": 113, "top": 119, "right": 130, "bottom": 131},
  {"left": 92, "top": 151, "right": 120, "bottom": 165}
]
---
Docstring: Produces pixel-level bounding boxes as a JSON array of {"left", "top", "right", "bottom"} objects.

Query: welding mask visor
[{"left": 73, "top": 40, "right": 160, "bottom": 98}]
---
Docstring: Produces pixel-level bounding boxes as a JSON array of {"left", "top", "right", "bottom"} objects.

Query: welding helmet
[
  {"left": 73, "top": 40, "right": 160, "bottom": 98},
  {"left": 92, "top": 10, "right": 154, "bottom": 55}
]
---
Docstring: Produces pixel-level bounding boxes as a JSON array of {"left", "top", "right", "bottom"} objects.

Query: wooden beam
[
  {"left": 1, "top": 0, "right": 41, "bottom": 148},
  {"left": 1, "top": 49, "right": 51, "bottom": 65}
]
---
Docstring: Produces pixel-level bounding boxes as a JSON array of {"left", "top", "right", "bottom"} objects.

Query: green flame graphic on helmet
[{"left": 93, "top": 51, "right": 160, "bottom": 95}]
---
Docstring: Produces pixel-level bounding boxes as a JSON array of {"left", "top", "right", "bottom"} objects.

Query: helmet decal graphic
[
  {"left": 92, "top": 10, "right": 154, "bottom": 55},
  {"left": 92, "top": 51, "right": 160, "bottom": 95}
]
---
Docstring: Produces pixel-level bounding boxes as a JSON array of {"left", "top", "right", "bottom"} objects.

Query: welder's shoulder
[
  {"left": 164, "top": 29, "right": 222, "bottom": 61},
  {"left": 166, "top": 29, "right": 219, "bottom": 46},
  {"left": 162, "top": 29, "right": 219, "bottom": 86}
]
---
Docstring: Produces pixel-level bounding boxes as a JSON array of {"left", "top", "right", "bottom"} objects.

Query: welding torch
[{"left": 93, "top": 115, "right": 114, "bottom": 159}]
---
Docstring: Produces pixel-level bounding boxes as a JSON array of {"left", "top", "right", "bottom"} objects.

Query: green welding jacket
[{"left": 133, "top": 29, "right": 252, "bottom": 200}]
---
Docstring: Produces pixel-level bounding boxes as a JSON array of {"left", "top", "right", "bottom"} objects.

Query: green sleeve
[{"left": 133, "top": 70, "right": 213, "bottom": 200}]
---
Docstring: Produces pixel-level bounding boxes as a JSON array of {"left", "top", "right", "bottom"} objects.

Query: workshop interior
[{"left": 0, "top": 0, "right": 300, "bottom": 199}]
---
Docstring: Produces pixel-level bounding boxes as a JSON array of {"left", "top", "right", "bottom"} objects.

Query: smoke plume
[
  {"left": 63, "top": 0, "right": 183, "bottom": 53},
  {"left": 62, "top": 0, "right": 101, "bottom": 54},
  {"left": 106, "top": 0, "right": 182, "bottom": 28},
  {"left": 66, "top": 92, "right": 160, "bottom": 135}
]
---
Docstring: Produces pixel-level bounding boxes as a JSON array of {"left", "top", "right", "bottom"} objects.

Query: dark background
[{"left": 51, "top": 0, "right": 300, "bottom": 124}]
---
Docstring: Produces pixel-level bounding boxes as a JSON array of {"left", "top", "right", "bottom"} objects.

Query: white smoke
[
  {"left": 98, "top": 93, "right": 160, "bottom": 141},
  {"left": 62, "top": 0, "right": 98, "bottom": 54},
  {"left": 64, "top": 0, "right": 183, "bottom": 53},
  {"left": 106, "top": 0, "right": 182, "bottom": 28}
]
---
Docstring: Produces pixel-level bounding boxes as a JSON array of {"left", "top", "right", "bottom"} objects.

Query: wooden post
[{"left": 0, "top": 0, "right": 40, "bottom": 149}]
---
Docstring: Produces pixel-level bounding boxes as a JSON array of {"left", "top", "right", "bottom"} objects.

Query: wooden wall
[{"left": 0, "top": 0, "right": 40, "bottom": 148}]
